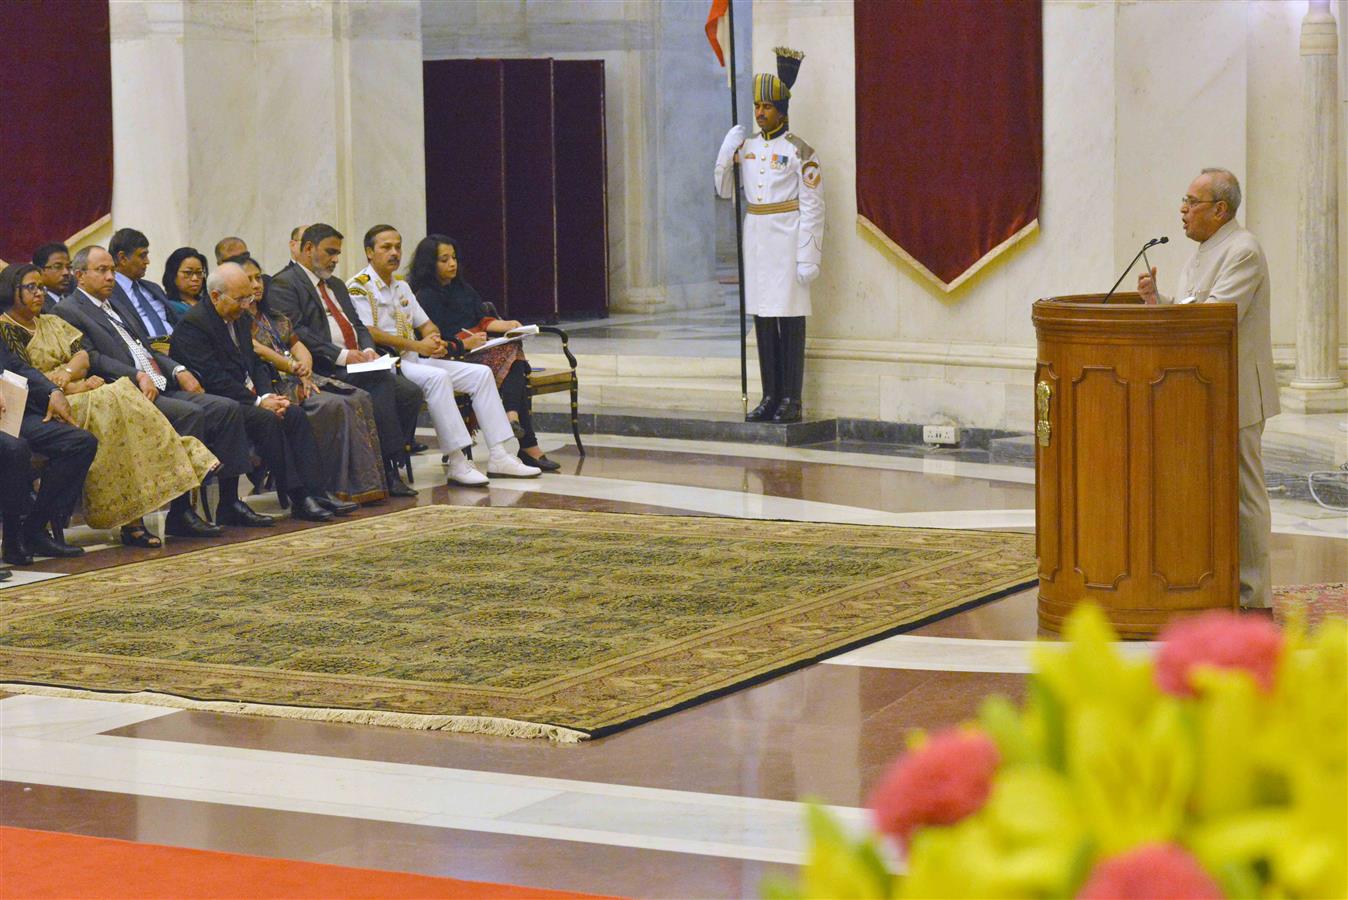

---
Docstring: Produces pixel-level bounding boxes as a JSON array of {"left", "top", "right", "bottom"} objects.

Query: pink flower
[
  {"left": 1077, "top": 843, "right": 1223, "bottom": 899},
  {"left": 867, "top": 728, "right": 999, "bottom": 846},
  {"left": 1155, "top": 611, "right": 1283, "bottom": 696}
]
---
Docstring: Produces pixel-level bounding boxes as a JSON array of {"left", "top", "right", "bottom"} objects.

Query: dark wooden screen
[
  {"left": 423, "top": 57, "right": 608, "bottom": 321},
  {"left": 552, "top": 60, "right": 609, "bottom": 318},
  {"left": 422, "top": 59, "right": 507, "bottom": 306}
]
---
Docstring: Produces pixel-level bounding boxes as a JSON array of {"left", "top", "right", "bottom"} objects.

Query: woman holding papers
[
  {"left": 0, "top": 263, "right": 218, "bottom": 546},
  {"left": 408, "top": 235, "right": 558, "bottom": 472}
]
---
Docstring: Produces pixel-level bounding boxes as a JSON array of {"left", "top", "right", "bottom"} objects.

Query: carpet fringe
[{"left": 0, "top": 683, "right": 589, "bottom": 743}]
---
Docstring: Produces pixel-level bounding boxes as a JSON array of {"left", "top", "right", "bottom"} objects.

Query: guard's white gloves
[
  {"left": 718, "top": 125, "right": 748, "bottom": 162},
  {"left": 795, "top": 262, "right": 820, "bottom": 286}
]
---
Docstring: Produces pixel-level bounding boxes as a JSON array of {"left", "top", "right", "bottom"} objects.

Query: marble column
[
  {"left": 107, "top": 1, "right": 424, "bottom": 279},
  {"left": 1283, "top": 0, "right": 1346, "bottom": 413}
]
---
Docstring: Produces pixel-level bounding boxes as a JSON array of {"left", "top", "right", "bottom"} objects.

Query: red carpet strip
[{"left": 0, "top": 826, "right": 607, "bottom": 899}]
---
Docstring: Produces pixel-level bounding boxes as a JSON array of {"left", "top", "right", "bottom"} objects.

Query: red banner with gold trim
[{"left": 855, "top": 0, "right": 1041, "bottom": 292}]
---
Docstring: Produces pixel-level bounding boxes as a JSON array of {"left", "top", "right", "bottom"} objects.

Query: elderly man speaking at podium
[{"left": 1138, "top": 167, "right": 1280, "bottom": 611}]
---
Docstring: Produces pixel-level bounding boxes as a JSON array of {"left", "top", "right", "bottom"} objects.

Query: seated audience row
[{"left": 0, "top": 220, "right": 556, "bottom": 572}]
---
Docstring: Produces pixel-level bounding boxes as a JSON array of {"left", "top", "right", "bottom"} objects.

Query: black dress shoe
[
  {"left": 26, "top": 530, "right": 84, "bottom": 558},
  {"left": 745, "top": 396, "right": 779, "bottom": 422},
  {"left": 771, "top": 398, "right": 802, "bottom": 423},
  {"left": 521, "top": 452, "right": 560, "bottom": 472},
  {"left": 386, "top": 476, "right": 417, "bottom": 498},
  {"left": 0, "top": 565, "right": 11, "bottom": 581},
  {"left": 315, "top": 493, "right": 358, "bottom": 516},
  {"left": 166, "top": 507, "right": 225, "bottom": 538},
  {"left": 2, "top": 534, "right": 34, "bottom": 567},
  {"left": 291, "top": 496, "right": 335, "bottom": 522},
  {"left": 409, "top": 441, "right": 429, "bottom": 454},
  {"left": 216, "top": 500, "right": 276, "bottom": 528}
]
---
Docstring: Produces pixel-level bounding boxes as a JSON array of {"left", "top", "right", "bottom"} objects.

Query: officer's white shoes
[
  {"left": 445, "top": 449, "right": 490, "bottom": 486},
  {"left": 486, "top": 448, "right": 541, "bottom": 478}
]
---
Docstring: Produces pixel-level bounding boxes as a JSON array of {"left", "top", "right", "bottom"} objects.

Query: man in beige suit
[{"left": 1139, "top": 168, "right": 1280, "bottom": 610}]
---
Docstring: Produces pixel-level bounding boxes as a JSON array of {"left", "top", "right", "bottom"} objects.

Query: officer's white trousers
[{"left": 400, "top": 357, "right": 513, "bottom": 452}]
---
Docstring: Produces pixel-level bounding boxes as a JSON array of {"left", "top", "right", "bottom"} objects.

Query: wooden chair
[{"left": 527, "top": 326, "right": 583, "bottom": 456}]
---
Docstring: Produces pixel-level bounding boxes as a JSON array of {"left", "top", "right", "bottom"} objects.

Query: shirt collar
[
  {"left": 79, "top": 288, "right": 109, "bottom": 308},
  {"left": 1199, "top": 219, "right": 1239, "bottom": 251},
  {"left": 301, "top": 263, "right": 322, "bottom": 288},
  {"left": 114, "top": 271, "right": 135, "bottom": 293}
]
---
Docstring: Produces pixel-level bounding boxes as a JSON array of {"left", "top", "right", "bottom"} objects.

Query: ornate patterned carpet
[{"left": 0, "top": 507, "right": 1037, "bottom": 741}]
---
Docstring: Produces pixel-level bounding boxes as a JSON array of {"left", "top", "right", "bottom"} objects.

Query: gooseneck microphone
[{"left": 1103, "top": 236, "right": 1169, "bottom": 303}]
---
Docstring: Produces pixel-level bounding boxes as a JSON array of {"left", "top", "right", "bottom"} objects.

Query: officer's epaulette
[
  {"left": 354, "top": 273, "right": 371, "bottom": 284},
  {"left": 784, "top": 133, "right": 814, "bottom": 161},
  {"left": 393, "top": 273, "right": 406, "bottom": 282}
]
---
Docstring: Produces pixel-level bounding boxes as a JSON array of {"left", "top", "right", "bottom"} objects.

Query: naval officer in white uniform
[{"left": 715, "top": 48, "right": 825, "bottom": 423}]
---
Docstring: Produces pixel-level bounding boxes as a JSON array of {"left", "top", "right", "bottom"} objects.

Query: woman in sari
[
  {"left": 408, "top": 235, "right": 558, "bottom": 471},
  {"left": 161, "top": 247, "right": 209, "bottom": 320},
  {"left": 228, "top": 255, "right": 386, "bottom": 504},
  {"left": 0, "top": 264, "right": 218, "bottom": 547}
]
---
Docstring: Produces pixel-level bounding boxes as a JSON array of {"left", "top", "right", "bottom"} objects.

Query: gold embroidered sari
[{"left": 1, "top": 314, "right": 218, "bottom": 529}]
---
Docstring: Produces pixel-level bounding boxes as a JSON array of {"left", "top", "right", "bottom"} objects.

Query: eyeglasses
[
  {"left": 1181, "top": 196, "right": 1219, "bottom": 208},
  {"left": 179, "top": 270, "right": 206, "bottom": 280},
  {"left": 19, "top": 283, "right": 45, "bottom": 295},
  {"left": 42, "top": 262, "right": 71, "bottom": 272}
]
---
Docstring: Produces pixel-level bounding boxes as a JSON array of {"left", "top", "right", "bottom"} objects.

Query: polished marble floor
[{"left": 2, "top": 433, "right": 1344, "bottom": 898}]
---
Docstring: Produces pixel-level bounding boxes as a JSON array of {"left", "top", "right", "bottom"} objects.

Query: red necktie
[{"left": 317, "top": 279, "right": 359, "bottom": 351}]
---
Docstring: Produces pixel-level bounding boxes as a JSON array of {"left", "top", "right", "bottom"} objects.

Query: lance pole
[{"left": 726, "top": 0, "right": 748, "bottom": 416}]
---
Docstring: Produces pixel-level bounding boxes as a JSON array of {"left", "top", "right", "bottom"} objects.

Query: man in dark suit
[
  {"left": 109, "top": 227, "right": 179, "bottom": 335},
  {"left": 171, "top": 263, "right": 355, "bottom": 522},
  {"left": 55, "top": 246, "right": 270, "bottom": 535},
  {"left": 0, "top": 342, "right": 98, "bottom": 565},
  {"left": 32, "top": 242, "right": 72, "bottom": 313},
  {"left": 266, "top": 223, "right": 420, "bottom": 497}
]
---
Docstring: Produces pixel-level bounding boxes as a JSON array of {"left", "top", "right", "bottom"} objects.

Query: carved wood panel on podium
[
  {"left": 423, "top": 58, "right": 609, "bottom": 321},
  {"left": 1033, "top": 293, "right": 1238, "bottom": 637}
]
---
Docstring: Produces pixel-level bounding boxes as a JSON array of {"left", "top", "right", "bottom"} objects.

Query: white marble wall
[
  {"left": 109, "top": 1, "right": 193, "bottom": 255},
  {"left": 752, "top": 0, "right": 1348, "bottom": 429},
  {"left": 108, "top": 0, "right": 425, "bottom": 279}
]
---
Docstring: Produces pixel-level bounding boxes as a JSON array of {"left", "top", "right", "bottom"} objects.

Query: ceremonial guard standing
[{"left": 715, "top": 48, "right": 824, "bottom": 423}]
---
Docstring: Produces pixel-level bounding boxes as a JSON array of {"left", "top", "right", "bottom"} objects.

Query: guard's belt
[{"left": 746, "top": 199, "right": 799, "bottom": 215}]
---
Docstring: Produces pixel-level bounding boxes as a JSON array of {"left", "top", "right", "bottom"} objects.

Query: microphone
[{"left": 1103, "top": 236, "right": 1169, "bottom": 303}]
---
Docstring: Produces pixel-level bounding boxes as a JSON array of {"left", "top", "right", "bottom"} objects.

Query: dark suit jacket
[
  {"left": 171, "top": 301, "right": 274, "bottom": 406},
  {"left": 266, "top": 263, "right": 374, "bottom": 375},
  {"left": 53, "top": 290, "right": 179, "bottom": 384},
  {"left": 113, "top": 277, "right": 180, "bottom": 334},
  {"left": 0, "top": 342, "right": 56, "bottom": 414}
]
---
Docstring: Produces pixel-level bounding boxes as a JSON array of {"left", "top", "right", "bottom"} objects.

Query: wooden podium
[{"left": 1032, "top": 293, "right": 1239, "bottom": 637}]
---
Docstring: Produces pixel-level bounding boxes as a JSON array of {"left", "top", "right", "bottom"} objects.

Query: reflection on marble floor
[{"left": 1, "top": 434, "right": 1343, "bottom": 898}]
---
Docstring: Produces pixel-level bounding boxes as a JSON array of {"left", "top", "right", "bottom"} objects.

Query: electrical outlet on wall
[{"left": 922, "top": 425, "right": 960, "bottom": 445}]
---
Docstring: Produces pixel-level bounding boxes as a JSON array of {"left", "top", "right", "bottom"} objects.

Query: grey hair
[
  {"left": 1201, "top": 167, "right": 1241, "bottom": 217},
  {"left": 70, "top": 245, "right": 103, "bottom": 272},
  {"left": 206, "top": 262, "right": 244, "bottom": 296}
]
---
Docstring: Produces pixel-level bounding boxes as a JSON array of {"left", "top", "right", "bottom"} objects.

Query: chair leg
[{"left": 569, "top": 378, "right": 584, "bottom": 456}]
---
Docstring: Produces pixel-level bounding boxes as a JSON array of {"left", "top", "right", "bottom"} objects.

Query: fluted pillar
[{"left": 1283, "top": 0, "right": 1347, "bottom": 413}]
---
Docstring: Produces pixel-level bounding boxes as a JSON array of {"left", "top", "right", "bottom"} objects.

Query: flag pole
[{"left": 726, "top": 0, "right": 749, "bottom": 417}]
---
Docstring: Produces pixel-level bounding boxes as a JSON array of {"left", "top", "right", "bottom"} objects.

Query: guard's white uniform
[
  {"left": 714, "top": 128, "right": 824, "bottom": 317},
  {"left": 347, "top": 264, "right": 513, "bottom": 452}
]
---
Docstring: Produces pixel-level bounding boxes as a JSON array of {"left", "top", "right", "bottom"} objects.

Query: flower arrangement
[{"left": 767, "top": 606, "right": 1347, "bottom": 899}]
